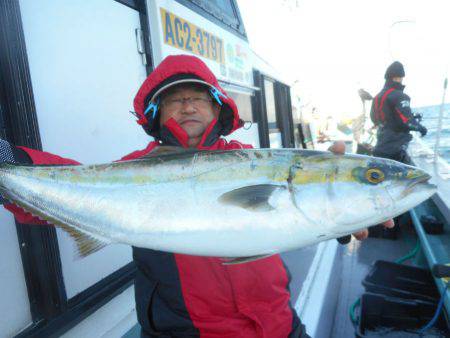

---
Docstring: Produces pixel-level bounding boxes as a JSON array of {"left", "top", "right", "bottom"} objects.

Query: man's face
[{"left": 159, "top": 86, "right": 220, "bottom": 140}]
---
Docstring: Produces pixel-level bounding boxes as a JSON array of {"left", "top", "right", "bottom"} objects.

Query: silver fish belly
[{"left": 0, "top": 148, "right": 436, "bottom": 259}]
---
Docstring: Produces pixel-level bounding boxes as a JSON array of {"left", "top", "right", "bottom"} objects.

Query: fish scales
[{"left": 0, "top": 149, "right": 437, "bottom": 259}]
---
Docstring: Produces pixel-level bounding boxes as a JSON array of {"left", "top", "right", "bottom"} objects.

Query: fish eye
[{"left": 366, "top": 168, "right": 385, "bottom": 184}]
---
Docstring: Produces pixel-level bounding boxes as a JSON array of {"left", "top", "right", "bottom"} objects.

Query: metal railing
[{"left": 434, "top": 78, "right": 448, "bottom": 163}]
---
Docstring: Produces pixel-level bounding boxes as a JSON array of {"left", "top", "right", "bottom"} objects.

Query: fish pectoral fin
[
  {"left": 221, "top": 254, "right": 274, "bottom": 265},
  {"left": 218, "top": 184, "right": 283, "bottom": 212},
  {"left": 55, "top": 222, "right": 110, "bottom": 258}
]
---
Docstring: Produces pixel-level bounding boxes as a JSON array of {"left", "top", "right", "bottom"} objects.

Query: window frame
[
  {"left": 251, "top": 70, "right": 295, "bottom": 148},
  {"left": 174, "top": 0, "right": 247, "bottom": 39},
  {"left": 263, "top": 78, "right": 279, "bottom": 131},
  {"left": 0, "top": 1, "right": 153, "bottom": 336},
  {"left": 274, "top": 81, "right": 296, "bottom": 148}
]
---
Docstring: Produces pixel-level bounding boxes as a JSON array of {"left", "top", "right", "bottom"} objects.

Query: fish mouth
[
  {"left": 403, "top": 172, "right": 436, "bottom": 196},
  {"left": 410, "top": 172, "right": 431, "bottom": 185}
]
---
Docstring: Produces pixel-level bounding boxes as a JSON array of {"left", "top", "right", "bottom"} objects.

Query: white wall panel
[
  {"left": 0, "top": 210, "right": 32, "bottom": 336},
  {"left": 19, "top": 0, "right": 148, "bottom": 298},
  {"left": 19, "top": 0, "right": 149, "bottom": 165},
  {"left": 61, "top": 286, "right": 136, "bottom": 338}
]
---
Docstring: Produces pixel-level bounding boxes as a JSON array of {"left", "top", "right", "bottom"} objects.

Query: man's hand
[
  {"left": 328, "top": 140, "right": 346, "bottom": 155},
  {"left": 418, "top": 124, "right": 427, "bottom": 137},
  {"left": 407, "top": 119, "right": 428, "bottom": 137},
  {"left": 352, "top": 219, "right": 395, "bottom": 240},
  {"left": 328, "top": 141, "right": 395, "bottom": 242}
]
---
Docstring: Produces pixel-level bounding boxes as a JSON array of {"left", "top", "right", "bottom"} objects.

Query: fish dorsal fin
[
  {"left": 142, "top": 146, "right": 196, "bottom": 158},
  {"left": 56, "top": 222, "right": 109, "bottom": 258},
  {"left": 218, "top": 184, "right": 283, "bottom": 212},
  {"left": 221, "top": 254, "right": 274, "bottom": 265}
]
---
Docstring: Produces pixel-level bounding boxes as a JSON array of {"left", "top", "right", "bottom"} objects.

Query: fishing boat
[{"left": 0, "top": 1, "right": 448, "bottom": 337}]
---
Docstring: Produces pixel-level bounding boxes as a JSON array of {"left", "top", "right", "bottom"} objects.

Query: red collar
[{"left": 160, "top": 118, "right": 222, "bottom": 149}]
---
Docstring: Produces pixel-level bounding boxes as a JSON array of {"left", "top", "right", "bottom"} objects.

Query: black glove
[
  {"left": 407, "top": 120, "right": 427, "bottom": 137},
  {"left": 417, "top": 124, "right": 427, "bottom": 137},
  {"left": 0, "top": 139, "right": 16, "bottom": 163},
  {"left": 413, "top": 112, "right": 423, "bottom": 122},
  {"left": 0, "top": 139, "right": 32, "bottom": 204},
  {"left": 0, "top": 139, "right": 15, "bottom": 205},
  {"left": 337, "top": 235, "right": 351, "bottom": 245}
]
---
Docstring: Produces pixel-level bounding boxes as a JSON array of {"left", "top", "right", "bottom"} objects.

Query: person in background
[
  {"left": 370, "top": 61, "right": 427, "bottom": 164},
  {"left": 370, "top": 61, "right": 426, "bottom": 237},
  {"left": 1, "top": 55, "right": 393, "bottom": 338}
]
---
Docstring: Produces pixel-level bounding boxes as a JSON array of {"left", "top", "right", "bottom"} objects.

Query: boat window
[
  {"left": 251, "top": 69, "right": 296, "bottom": 149},
  {"left": 176, "top": 0, "right": 246, "bottom": 37},
  {"left": 264, "top": 79, "right": 278, "bottom": 127},
  {"left": 198, "top": 0, "right": 237, "bottom": 25},
  {"left": 223, "top": 90, "right": 260, "bottom": 147},
  {"left": 263, "top": 79, "right": 283, "bottom": 148},
  {"left": 227, "top": 91, "right": 253, "bottom": 122}
]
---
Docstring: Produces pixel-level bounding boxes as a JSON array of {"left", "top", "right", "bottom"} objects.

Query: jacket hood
[{"left": 133, "top": 54, "right": 242, "bottom": 137}]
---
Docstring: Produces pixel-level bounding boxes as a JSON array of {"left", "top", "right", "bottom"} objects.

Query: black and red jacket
[
  {"left": 370, "top": 80, "right": 416, "bottom": 133},
  {"left": 370, "top": 80, "right": 426, "bottom": 162},
  {"left": 3, "top": 55, "right": 307, "bottom": 337},
  {"left": 129, "top": 54, "right": 306, "bottom": 338}
]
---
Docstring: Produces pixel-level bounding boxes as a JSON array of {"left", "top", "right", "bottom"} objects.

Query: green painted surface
[{"left": 411, "top": 200, "right": 450, "bottom": 318}]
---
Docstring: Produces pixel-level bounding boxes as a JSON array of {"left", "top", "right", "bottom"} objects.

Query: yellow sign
[{"left": 160, "top": 8, "right": 225, "bottom": 65}]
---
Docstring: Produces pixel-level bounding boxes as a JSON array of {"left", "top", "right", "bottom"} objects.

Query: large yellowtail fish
[{"left": 0, "top": 148, "right": 436, "bottom": 263}]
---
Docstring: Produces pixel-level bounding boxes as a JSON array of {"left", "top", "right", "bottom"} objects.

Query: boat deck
[
  {"left": 330, "top": 226, "right": 423, "bottom": 338},
  {"left": 408, "top": 138, "right": 450, "bottom": 317}
]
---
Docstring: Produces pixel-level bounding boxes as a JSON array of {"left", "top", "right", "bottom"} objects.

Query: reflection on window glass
[
  {"left": 210, "top": 0, "right": 235, "bottom": 19},
  {"left": 294, "top": 125, "right": 301, "bottom": 148},
  {"left": 269, "top": 132, "right": 282, "bottom": 149},
  {"left": 264, "top": 79, "right": 277, "bottom": 126},
  {"left": 191, "top": 0, "right": 239, "bottom": 28},
  {"left": 227, "top": 91, "right": 253, "bottom": 122}
]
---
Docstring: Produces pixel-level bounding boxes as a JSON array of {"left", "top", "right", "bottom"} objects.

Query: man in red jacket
[
  {"left": 1, "top": 54, "right": 306, "bottom": 338},
  {"left": 124, "top": 54, "right": 308, "bottom": 338},
  {"left": 1, "top": 54, "right": 392, "bottom": 337}
]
